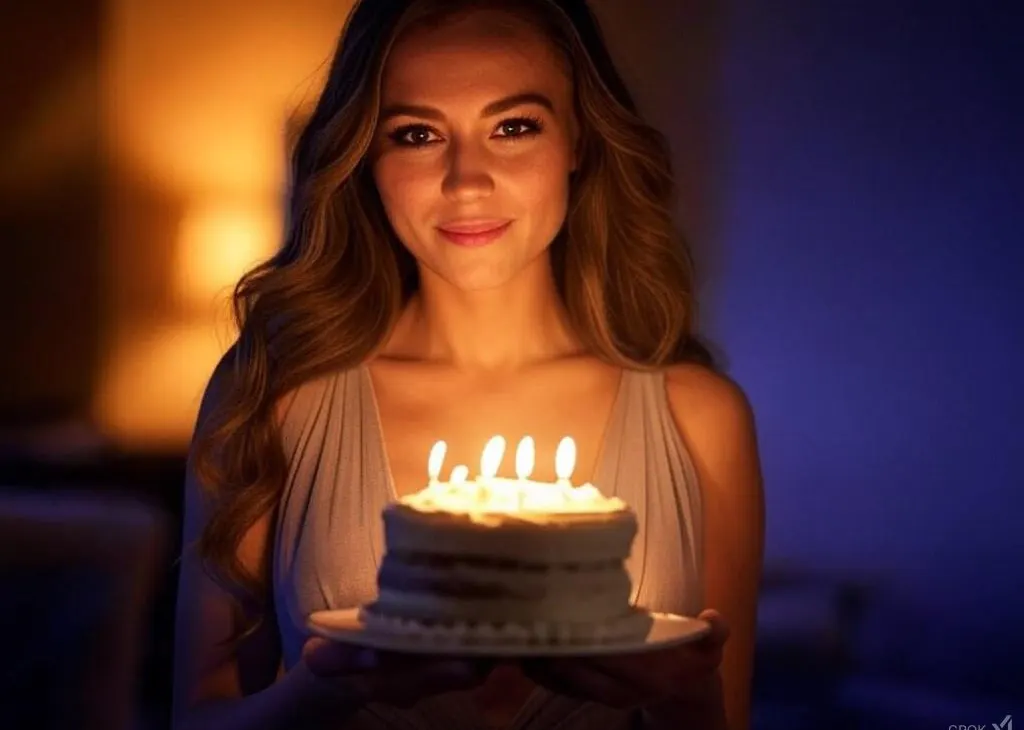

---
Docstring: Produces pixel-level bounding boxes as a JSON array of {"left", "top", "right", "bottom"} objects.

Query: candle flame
[
  {"left": 480, "top": 435, "right": 505, "bottom": 479},
  {"left": 515, "top": 436, "right": 535, "bottom": 479},
  {"left": 405, "top": 434, "right": 624, "bottom": 519},
  {"left": 427, "top": 440, "right": 447, "bottom": 480},
  {"left": 555, "top": 436, "right": 576, "bottom": 481}
]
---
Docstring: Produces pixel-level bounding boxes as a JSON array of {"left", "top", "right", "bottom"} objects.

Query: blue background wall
[{"left": 715, "top": 0, "right": 1022, "bottom": 689}]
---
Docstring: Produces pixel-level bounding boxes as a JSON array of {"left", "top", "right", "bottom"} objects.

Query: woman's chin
[
  {"left": 417, "top": 260, "right": 531, "bottom": 294},
  {"left": 438, "top": 272, "right": 521, "bottom": 293}
]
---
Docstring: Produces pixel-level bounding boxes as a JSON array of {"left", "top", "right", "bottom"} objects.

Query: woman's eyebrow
[{"left": 380, "top": 92, "right": 555, "bottom": 123}]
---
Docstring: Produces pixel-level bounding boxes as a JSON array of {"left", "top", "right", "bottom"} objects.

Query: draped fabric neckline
[{"left": 272, "top": 366, "right": 704, "bottom": 729}]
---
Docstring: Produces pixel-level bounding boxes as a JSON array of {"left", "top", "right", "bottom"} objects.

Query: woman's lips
[{"left": 436, "top": 220, "right": 513, "bottom": 247}]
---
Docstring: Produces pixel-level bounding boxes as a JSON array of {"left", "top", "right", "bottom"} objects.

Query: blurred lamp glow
[{"left": 174, "top": 202, "right": 280, "bottom": 307}]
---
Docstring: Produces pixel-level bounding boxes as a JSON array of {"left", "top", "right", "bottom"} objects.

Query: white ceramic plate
[{"left": 306, "top": 608, "right": 710, "bottom": 657}]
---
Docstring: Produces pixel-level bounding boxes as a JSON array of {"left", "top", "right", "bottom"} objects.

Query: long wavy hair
[{"left": 193, "top": 0, "right": 715, "bottom": 634}]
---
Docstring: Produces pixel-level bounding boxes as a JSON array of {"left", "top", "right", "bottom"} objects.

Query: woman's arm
[
  {"left": 171, "top": 363, "right": 362, "bottom": 730},
  {"left": 175, "top": 662, "right": 363, "bottom": 730},
  {"left": 665, "top": 364, "right": 766, "bottom": 730}
]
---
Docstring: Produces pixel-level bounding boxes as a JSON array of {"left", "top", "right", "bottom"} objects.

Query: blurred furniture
[
  {"left": 0, "top": 451, "right": 185, "bottom": 729},
  {"left": 0, "top": 489, "right": 168, "bottom": 730},
  {"left": 752, "top": 565, "right": 873, "bottom": 730}
]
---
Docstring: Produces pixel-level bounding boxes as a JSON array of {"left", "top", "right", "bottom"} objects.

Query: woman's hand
[
  {"left": 299, "top": 636, "right": 494, "bottom": 712},
  {"left": 521, "top": 609, "right": 729, "bottom": 712}
]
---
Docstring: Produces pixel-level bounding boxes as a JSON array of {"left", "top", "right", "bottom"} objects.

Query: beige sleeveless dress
[{"left": 273, "top": 366, "right": 704, "bottom": 729}]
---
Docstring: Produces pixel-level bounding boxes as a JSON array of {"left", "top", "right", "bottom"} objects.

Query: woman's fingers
[
  {"left": 522, "top": 659, "right": 645, "bottom": 709},
  {"left": 302, "top": 639, "right": 414, "bottom": 676},
  {"left": 302, "top": 636, "right": 498, "bottom": 709},
  {"left": 302, "top": 637, "right": 374, "bottom": 676},
  {"left": 302, "top": 638, "right": 488, "bottom": 678},
  {"left": 696, "top": 609, "right": 730, "bottom": 646},
  {"left": 581, "top": 655, "right": 671, "bottom": 699},
  {"left": 370, "top": 659, "right": 489, "bottom": 708}
]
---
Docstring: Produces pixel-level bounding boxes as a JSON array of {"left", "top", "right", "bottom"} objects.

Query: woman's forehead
[{"left": 381, "top": 9, "right": 571, "bottom": 103}]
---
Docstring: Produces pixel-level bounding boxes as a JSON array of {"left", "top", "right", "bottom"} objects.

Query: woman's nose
[{"left": 441, "top": 140, "right": 495, "bottom": 202}]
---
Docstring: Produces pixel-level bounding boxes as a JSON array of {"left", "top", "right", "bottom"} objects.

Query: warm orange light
[
  {"left": 174, "top": 201, "right": 282, "bottom": 308},
  {"left": 93, "top": 322, "right": 228, "bottom": 450},
  {"left": 95, "top": 0, "right": 354, "bottom": 450},
  {"left": 103, "top": 0, "right": 349, "bottom": 197}
]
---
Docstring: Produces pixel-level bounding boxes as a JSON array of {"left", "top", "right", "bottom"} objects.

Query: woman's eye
[
  {"left": 389, "top": 125, "right": 440, "bottom": 147},
  {"left": 494, "top": 117, "right": 543, "bottom": 139}
]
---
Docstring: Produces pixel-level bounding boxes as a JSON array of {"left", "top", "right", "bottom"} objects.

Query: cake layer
[
  {"left": 374, "top": 552, "right": 632, "bottom": 623},
  {"left": 371, "top": 483, "right": 644, "bottom": 644},
  {"left": 358, "top": 604, "right": 655, "bottom": 646},
  {"left": 381, "top": 502, "right": 637, "bottom": 566}
]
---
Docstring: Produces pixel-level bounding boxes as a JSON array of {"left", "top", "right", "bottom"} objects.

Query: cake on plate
[{"left": 358, "top": 435, "right": 654, "bottom": 645}]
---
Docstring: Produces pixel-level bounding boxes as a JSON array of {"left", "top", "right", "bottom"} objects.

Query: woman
[{"left": 172, "top": 0, "right": 764, "bottom": 728}]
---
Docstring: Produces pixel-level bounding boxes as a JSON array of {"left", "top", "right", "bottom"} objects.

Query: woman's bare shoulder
[
  {"left": 660, "top": 362, "right": 761, "bottom": 501},
  {"left": 662, "top": 362, "right": 755, "bottom": 431}
]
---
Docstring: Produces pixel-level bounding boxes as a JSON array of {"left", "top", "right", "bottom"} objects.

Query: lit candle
[
  {"left": 515, "top": 436, "right": 535, "bottom": 480},
  {"left": 449, "top": 464, "right": 472, "bottom": 502},
  {"left": 555, "top": 436, "right": 576, "bottom": 491},
  {"left": 480, "top": 435, "right": 504, "bottom": 482},
  {"left": 427, "top": 440, "right": 447, "bottom": 488},
  {"left": 450, "top": 464, "right": 469, "bottom": 485},
  {"left": 514, "top": 436, "right": 535, "bottom": 511}
]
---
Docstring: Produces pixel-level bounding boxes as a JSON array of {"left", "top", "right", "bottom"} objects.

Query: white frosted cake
[{"left": 359, "top": 437, "right": 653, "bottom": 645}]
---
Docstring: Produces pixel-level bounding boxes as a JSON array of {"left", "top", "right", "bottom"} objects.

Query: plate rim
[{"left": 306, "top": 607, "right": 710, "bottom": 657}]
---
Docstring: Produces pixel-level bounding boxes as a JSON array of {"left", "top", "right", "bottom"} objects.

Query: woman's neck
[{"left": 384, "top": 257, "right": 581, "bottom": 372}]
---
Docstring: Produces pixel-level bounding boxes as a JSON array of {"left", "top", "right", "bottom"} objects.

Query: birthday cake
[{"left": 359, "top": 436, "right": 653, "bottom": 645}]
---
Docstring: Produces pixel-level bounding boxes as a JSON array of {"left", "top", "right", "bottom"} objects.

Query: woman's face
[{"left": 371, "top": 9, "right": 578, "bottom": 292}]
